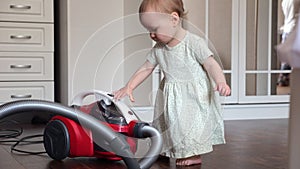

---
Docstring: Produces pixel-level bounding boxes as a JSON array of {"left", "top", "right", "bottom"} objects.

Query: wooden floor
[{"left": 0, "top": 119, "right": 288, "bottom": 169}]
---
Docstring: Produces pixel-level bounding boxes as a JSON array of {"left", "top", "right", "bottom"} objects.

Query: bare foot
[{"left": 176, "top": 155, "right": 202, "bottom": 166}]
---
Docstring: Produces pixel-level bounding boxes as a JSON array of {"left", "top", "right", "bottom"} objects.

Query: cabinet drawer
[
  {"left": 0, "top": 81, "right": 54, "bottom": 103},
  {"left": 0, "top": 0, "right": 53, "bottom": 23},
  {"left": 0, "top": 52, "right": 53, "bottom": 81},
  {"left": 0, "top": 22, "right": 53, "bottom": 52}
]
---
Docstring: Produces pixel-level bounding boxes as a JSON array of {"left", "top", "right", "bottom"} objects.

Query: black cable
[
  {"left": 0, "top": 134, "right": 46, "bottom": 155},
  {"left": 10, "top": 134, "right": 46, "bottom": 155},
  {"left": 0, "top": 120, "right": 45, "bottom": 155},
  {"left": 0, "top": 120, "right": 23, "bottom": 138}
]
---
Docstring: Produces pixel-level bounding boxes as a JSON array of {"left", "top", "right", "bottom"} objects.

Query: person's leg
[
  {"left": 278, "top": 63, "right": 291, "bottom": 86},
  {"left": 176, "top": 155, "right": 202, "bottom": 166}
]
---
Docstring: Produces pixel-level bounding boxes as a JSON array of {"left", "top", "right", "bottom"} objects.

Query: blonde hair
[{"left": 139, "top": 0, "right": 186, "bottom": 18}]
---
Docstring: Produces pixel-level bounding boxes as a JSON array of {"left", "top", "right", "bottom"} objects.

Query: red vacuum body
[
  {"left": 0, "top": 90, "right": 162, "bottom": 169},
  {"left": 43, "top": 91, "right": 140, "bottom": 161}
]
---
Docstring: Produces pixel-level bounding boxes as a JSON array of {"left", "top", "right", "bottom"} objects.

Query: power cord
[
  {"left": 0, "top": 120, "right": 23, "bottom": 138},
  {"left": 10, "top": 134, "right": 46, "bottom": 155},
  {"left": 0, "top": 120, "right": 46, "bottom": 155}
]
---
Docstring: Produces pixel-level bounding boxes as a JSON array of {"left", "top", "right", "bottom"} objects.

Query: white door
[
  {"left": 153, "top": 0, "right": 290, "bottom": 105},
  {"left": 238, "top": 0, "right": 290, "bottom": 103}
]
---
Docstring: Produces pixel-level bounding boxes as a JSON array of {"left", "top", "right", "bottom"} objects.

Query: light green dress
[{"left": 147, "top": 31, "right": 225, "bottom": 158}]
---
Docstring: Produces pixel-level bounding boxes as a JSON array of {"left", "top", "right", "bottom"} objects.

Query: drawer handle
[
  {"left": 10, "top": 4, "right": 31, "bottom": 10},
  {"left": 10, "top": 35, "right": 32, "bottom": 40},
  {"left": 11, "top": 94, "right": 32, "bottom": 99},
  {"left": 10, "top": 65, "right": 32, "bottom": 69}
]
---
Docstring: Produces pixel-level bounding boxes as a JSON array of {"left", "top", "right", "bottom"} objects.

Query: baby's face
[{"left": 140, "top": 12, "right": 178, "bottom": 44}]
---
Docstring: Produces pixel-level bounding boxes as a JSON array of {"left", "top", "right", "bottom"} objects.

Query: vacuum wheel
[{"left": 43, "top": 120, "right": 70, "bottom": 160}]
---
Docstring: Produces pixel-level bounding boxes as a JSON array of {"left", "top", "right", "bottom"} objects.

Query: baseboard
[
  {"left": 132, "top": 103, "right": 290, "bottom": 122},
  {"left": 222, "top": 103, "right": 289, "bottom": 120}
]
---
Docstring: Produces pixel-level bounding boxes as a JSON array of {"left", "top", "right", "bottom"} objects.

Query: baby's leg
[{"left": 175, "top": 155, "right": 202, "bottom": 166}]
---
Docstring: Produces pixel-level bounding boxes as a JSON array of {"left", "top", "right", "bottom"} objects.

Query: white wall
[{"left": 57, "top": 0, "right": 125, "bottom": 105}]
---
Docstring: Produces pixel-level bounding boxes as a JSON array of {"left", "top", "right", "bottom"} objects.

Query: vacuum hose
[
  {"left": 0, "top": 100, "right": 162, "bottom": 169},
  {"left": 137, "top": 125, "right": 163, "bottom": 169}
]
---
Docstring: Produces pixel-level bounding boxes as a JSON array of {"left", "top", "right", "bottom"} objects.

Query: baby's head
[
  {"left": 138, "top": 0, "right": 186, "bottom": 44},
  {"left": 139, "top": 0, "right": 185, "bottom": 18}
]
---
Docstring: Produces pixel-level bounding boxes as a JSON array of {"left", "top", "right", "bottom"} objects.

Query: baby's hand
[
  {"left": 214, "top": 82, "right": 231, "bottom": 96},
  {"left": 113, "top": 86, "right": 135, "bottom": 102}
]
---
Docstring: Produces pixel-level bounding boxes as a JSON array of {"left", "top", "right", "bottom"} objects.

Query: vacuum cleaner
[{"left": 0, "top": 90, "right": 162, "bottom": 169}]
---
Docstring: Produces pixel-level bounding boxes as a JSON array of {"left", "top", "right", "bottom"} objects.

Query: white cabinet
[{"left": 0, "top": 0, "right": 54, "bottom": 103}]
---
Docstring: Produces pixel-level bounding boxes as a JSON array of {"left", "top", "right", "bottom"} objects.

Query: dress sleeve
[
  {"left": 195, "top": 38, "right": 214, "bottom": 64},
  {"left": 146, "top": 45, "right": 158, "bottom": 66}
]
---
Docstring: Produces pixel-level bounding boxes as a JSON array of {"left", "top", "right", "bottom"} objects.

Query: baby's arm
[
  {"left": 113, "top": 60, "right": 155, "bottom": 102},
  {"left": 203, "top": 56, "right": 231, "bottom": 96}
]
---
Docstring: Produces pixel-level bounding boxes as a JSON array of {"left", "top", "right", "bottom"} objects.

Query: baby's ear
[{"left": 170, "top": 12, "right": 180, "bottom": 24}]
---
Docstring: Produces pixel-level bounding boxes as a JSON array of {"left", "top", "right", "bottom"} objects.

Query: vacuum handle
[
  {"left": 71, "top": 90, "right": 113, "bottom": 106},
  {"left": 72, "top": 90, "right": 139, "bottom": 126}
]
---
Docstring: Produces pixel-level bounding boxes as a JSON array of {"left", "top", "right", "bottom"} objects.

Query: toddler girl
[{"left": 114, "top": 0, "right": 231, "bottom": 166}]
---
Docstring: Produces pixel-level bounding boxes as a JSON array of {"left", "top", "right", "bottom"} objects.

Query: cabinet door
[
  {"left": 0, "top": 82, "right": 54, "bottom": 103},
  {"left": 0, "top": 0, "right": 53, "bottom": 23},
  {"left": 0, "top": 52, "right": 53, "bottom": 81},
  {"left": 0, "top": 22, "right": 54, "bottom": 52}
]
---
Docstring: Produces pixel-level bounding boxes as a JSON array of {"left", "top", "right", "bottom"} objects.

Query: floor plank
[
  {"left": 0, "top": 145, "right": 26, "bottom": 169},
  {"left": 0, "top": 119, "right": 288, "bottom": 169}
]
